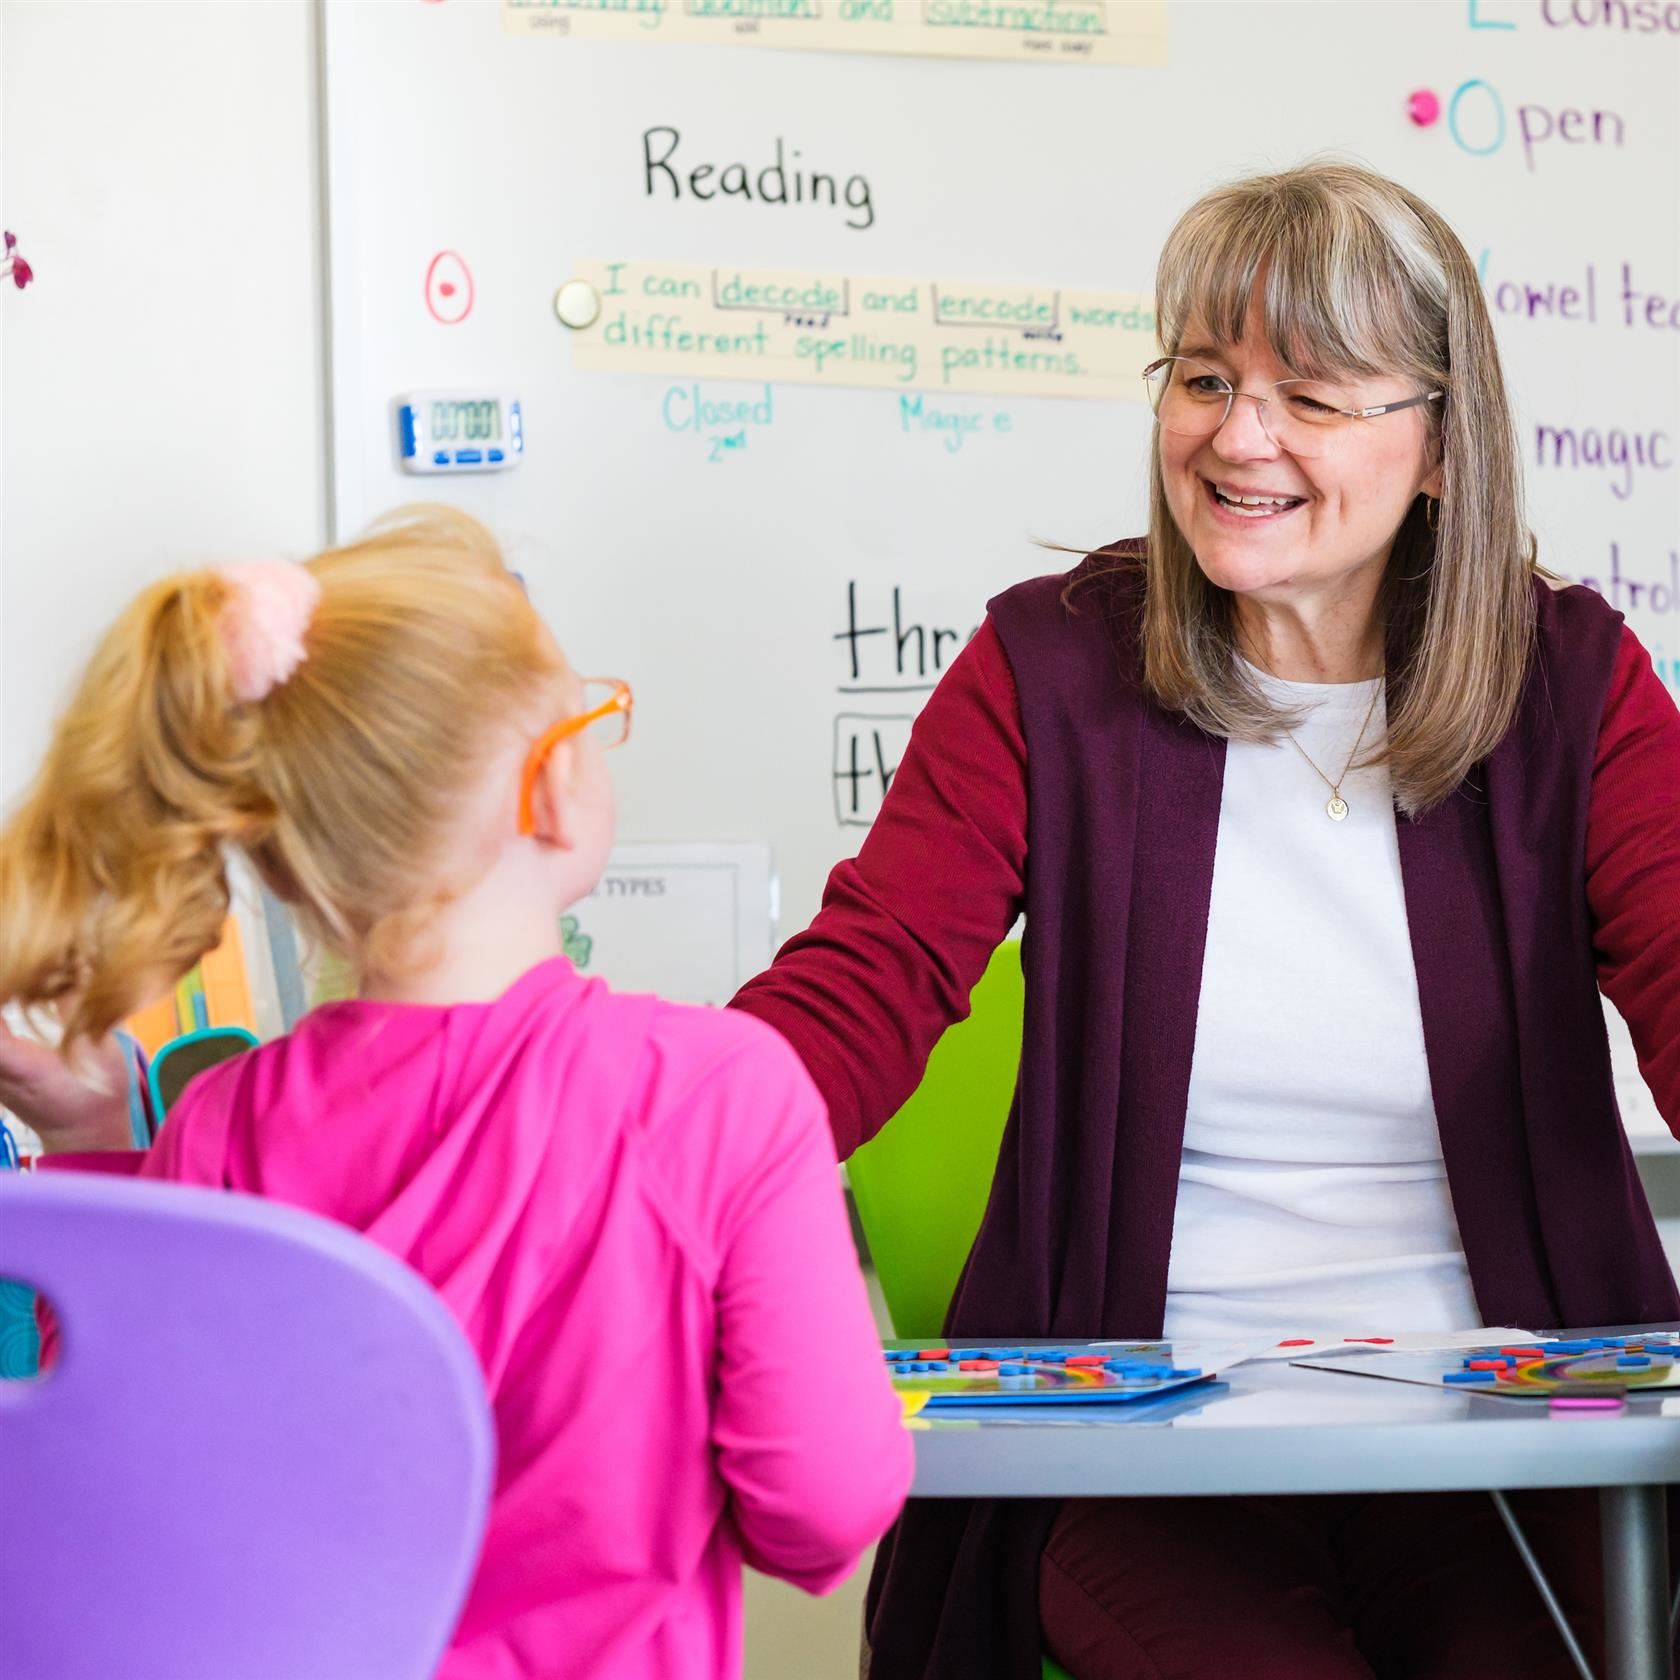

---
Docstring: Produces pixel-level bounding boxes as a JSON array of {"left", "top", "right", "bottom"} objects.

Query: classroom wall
[
  {"left": 6, "top": 1, "right": 1680, "bottom": 1280},
  {"left": 0, "top": 0, "right": 327, "bottom": 802}
]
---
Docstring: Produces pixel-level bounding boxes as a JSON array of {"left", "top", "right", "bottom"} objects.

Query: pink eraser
[
  {"left": 1408, "top": 90, "right": 1441, "bottom": 127},
  {"left": 1550, "top": 1394, "right": 1625, "bottom": 1412}
]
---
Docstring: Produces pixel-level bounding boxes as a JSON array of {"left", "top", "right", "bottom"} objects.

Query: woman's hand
[{"left": 0, "top": 1018, "right": 135, "bottom": 1153}]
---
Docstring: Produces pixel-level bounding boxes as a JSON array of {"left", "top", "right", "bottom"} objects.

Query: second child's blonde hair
[{"left": 0, "top": 507, "right": 563, "bottom": 1051}]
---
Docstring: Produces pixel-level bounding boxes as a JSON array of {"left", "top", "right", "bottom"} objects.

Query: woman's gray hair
[{"left": 1111, "top": 159, "right": 1534, "bottom": 815}]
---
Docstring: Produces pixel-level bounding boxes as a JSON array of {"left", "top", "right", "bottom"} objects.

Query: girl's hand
[{"left": 0, "top": 1018, "right": 135, "bottom": 1153}]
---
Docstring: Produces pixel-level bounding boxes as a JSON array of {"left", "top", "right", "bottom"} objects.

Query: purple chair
[{"left": 0, "top": 1170, "right": 495, "bottom": 1680}]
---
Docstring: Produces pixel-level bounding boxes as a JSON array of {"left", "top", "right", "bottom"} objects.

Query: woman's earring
[{"left": 1424, "top": 496, "right": 1439, "bottom": 533}]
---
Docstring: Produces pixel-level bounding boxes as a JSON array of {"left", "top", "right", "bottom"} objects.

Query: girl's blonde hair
[
  {"left": 0, "top": 506, "right": 563, "bottom": 1051},
  {"left": 1105, "top": 159, "right": 1534, "bottom": 815}
]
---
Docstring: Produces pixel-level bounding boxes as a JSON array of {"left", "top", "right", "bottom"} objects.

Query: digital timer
[{"left": 397, "top": 392, "right": 524, "bottom": 473}]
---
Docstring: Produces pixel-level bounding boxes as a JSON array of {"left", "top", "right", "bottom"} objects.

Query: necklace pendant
[{"left": 1326, "top": 794, "right": 1349, "bottom": 822}]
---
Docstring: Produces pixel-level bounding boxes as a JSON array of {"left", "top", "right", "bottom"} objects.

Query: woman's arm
[
  {"left": 1586, "top": 626, "right": 1680, "bottom": 1131},
  {"left": 730, "top": 620, "right": 1028, "bottom": 1159}
]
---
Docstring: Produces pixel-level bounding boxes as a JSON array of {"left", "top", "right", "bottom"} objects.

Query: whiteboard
[{"left": 323, "top": 0, "right": 1680, "bottom": 952}]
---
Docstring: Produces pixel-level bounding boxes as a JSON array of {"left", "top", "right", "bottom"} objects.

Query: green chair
[
  {"left": 846, "top": 940, "right": 1074, "bottom": 1680},
  {"left": 848, "top": 940, "right": 1023, "bottom": 1339}
]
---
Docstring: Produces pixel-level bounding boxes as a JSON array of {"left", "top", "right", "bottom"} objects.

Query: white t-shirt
[{"left": 1161, "top": 665, "right": 1481, "bottom": 1344}]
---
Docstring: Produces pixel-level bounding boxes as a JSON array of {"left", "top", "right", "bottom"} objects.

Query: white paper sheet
[{"left": 1245, "top": 1327, "right": 1538, "bottom": 1363}]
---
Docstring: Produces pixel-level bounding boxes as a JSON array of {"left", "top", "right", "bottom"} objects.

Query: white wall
[{"left": 0, "top": 0, "right": 326, "bottom": 801}]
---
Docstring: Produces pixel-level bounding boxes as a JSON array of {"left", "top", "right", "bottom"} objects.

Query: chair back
[
  {"left": 148, "top": 1026, "right": 259, "bottom": 1124},
  {"left": 0, "top": 1171, "right": 494, "bottom": 1680},
  {"left": 847, "top": 941, "right": 1024, "bottom": 1338}
]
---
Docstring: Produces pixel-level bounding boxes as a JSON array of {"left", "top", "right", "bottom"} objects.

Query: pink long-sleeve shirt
[{"left": 56, "top": 957, "right": 910, "bottom": 1680}]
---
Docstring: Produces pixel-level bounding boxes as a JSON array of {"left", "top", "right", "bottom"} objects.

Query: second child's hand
[{"left": 0, "top": 1018, "right": 134, "bottom": 1153}]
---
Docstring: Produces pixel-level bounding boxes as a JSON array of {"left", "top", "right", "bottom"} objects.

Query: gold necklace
[{"left": 1278, "top": 678, "right": 1384, "bottom": 822}]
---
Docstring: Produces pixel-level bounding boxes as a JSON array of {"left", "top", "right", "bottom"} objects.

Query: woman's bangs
[{"left": 1162, "top": 201, "right": 1400, "bottom": 382}]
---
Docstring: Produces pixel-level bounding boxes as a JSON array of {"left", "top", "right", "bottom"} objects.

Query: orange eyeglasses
[{"left": 517, "top": 677, "right": 633, "bottom": 836}]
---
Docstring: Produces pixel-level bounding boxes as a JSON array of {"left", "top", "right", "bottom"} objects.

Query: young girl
[{"left": 2, "top": 506, "right": 912, "bottom": 1679}]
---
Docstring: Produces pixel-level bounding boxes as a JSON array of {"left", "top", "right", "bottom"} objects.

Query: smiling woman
[
  {"left": 1145, "top": 351, "right": 1440, "bottom": 517},
  {"left": 1133, "top": 162, "right": 1530, "bottom": 815},
  {"left": 731, "top": 158, "right": 1680, "bottom": 1680}
]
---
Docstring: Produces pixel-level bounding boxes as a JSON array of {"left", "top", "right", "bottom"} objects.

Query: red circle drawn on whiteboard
[{"left": 425, "top": 251, "right": 474, "bottom": 325}]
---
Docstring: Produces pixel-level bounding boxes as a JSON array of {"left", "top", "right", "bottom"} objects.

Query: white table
[{"left": 900, "top": 1335, "right": 1680, "bottom": 1680}]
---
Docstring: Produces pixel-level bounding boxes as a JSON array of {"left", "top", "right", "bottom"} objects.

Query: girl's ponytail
[
  {"left": 0, "top": 507, "right": 561, "bottom": 1056},
  {"left": 0, "top": 570, "right": 282, "bottom": 1051}
]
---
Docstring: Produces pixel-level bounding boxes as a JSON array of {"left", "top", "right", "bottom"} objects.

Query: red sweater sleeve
[
  {"left": 730, "top": 619, "right": 1028, "bottom": 1159},
  {"left": 32, "top": 1151, "right": 147, "bottom": 1176},
  {"left": 1587, "top": 625, "right": 1680, "bottom": 1135}
]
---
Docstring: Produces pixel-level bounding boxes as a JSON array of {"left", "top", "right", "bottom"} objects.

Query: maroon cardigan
[{"left": 736, "top": 553, "right": 1680, "bottom": 1680}]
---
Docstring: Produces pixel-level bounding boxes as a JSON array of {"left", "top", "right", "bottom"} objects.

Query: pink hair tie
[{"left": 215, "top": 560, "right": 321, "bottom": 704}]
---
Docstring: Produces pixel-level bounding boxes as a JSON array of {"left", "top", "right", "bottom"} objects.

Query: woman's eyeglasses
[{"left": 1143, "top": 356, "right": 1442, "bottom": 459}]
